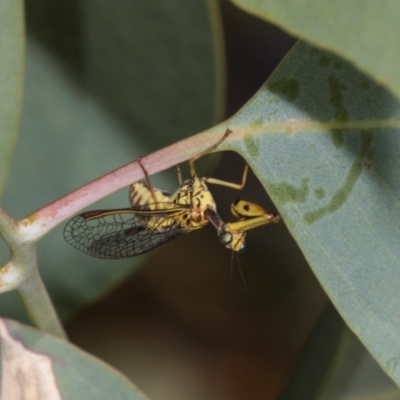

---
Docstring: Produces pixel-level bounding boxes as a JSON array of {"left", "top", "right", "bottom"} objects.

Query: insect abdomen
[{"left": 129, "top": 180, "right": 171, "bottom": 208}]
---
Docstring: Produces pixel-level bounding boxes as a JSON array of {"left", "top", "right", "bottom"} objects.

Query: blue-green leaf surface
[
  {"left": 225, "top": 41, "right": 400, "bottom": 384},
  {"left": 231, "top": 0, "right": 400, "bottom": 100},
  {"left": 0, "top": 0, "right": 24, "bottom": 194}
]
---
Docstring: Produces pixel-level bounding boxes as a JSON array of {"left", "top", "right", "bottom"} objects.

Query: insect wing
[{"left": 64, "top": 204, "right": 187, "bottom": 259}]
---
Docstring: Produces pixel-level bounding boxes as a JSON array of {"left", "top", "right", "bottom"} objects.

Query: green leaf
[
  {"left": 0, "top": 318, "right": 148, "bottom": 399},
  {"left": 317, "top": 326, "right": 400, "bottom": 399},
  {"left": 1, "top": 1, "right": 221, "bottom": 321},
  {"left": 278, "top": 305, "right": 400, "bottom": 399},
  {"left": 225, "top": 41, "right": 400, "bottom": 385},
  {"left": 231, "top": 0, "right": 400, "bottom": 99},
  {"left": 0, "top": 0, "right": 24, "bottom": 194}
]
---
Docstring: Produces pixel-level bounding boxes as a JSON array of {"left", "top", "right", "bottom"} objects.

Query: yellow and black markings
[{"left": 64, "top": 129, "right": 280, "bottom": 259}]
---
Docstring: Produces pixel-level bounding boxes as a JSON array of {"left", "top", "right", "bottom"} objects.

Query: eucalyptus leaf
[
  {"left": 231, "top": 0, "right": 400, "bottom": 100},
  {"left": 0, "top": 318, "right": 148, "bottom": 399},
  {"left": 0, "top": 0, "right": 24, "bottom": 194},
  {"left": 317, "top": 326, "right": 400, "bottom": 400},
  {"left": 226, "top": 41, "right": 400, "bottom": 385}
]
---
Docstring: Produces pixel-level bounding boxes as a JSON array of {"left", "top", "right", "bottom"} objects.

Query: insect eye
[
  {"left": 238, "top": 242, "right": 246, "bottom": 253},
  {"left": 219, "top": 231, "right": 233, "bottom": 245}
]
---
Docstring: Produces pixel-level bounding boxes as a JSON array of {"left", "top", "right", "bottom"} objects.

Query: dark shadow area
[{"left": 25, "top": 0, "right": 85, "bottom": 79}]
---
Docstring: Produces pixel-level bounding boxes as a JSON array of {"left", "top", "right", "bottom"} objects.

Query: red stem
[{"left": 24, "top": 130, "right": 230, "bottom": 240}]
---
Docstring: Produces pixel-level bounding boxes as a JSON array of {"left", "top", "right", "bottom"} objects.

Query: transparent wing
[{"left": 64, "top": 203, "right": 188, "bottom": 259}]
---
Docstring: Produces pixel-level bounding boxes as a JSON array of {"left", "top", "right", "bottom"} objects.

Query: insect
[
  {"left": 206, "top": 199, "right": 280, "bottom": 254},
  {"left": 64, "top": 129, "right": 262, "bottom": 258},
  {"left": 206, "top": 200, "right": 280, "bottom": 286}
]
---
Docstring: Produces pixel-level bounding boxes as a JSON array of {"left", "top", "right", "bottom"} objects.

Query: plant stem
[
  {"left": 17, "top": 266, "right": 66, "bottom": 339},
  {"left": 0, "top": 127, "right": 232, "bottom": 337},
  {"left": 0, "top": 205, "right": 66, "bottom": 338},
  {"left": 25, "top": 126, "right": 233, "bottom": 241}
]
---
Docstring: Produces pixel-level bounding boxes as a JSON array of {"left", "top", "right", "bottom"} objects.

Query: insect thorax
[
  {"left": 129, "top": 177, "right": 217, "bottom": 231},
  {"left": 172, "top": 177, "right": 216, "bottom": 229}
]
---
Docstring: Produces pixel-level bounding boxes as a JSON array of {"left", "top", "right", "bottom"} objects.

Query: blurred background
[
  {"left": 65, "top": 3, "right": 329, "bottom": 398},
  {"left": 2, "top": 0, "right": 399, "bottom": 399}
]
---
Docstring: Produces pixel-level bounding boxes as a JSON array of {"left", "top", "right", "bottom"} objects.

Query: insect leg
[
  {"left": 137, "top": 156, "right": 158, "bottom": 204},
  {"left": 231, "top": 199, "right": 271, "bottom": 218},
  {"left": 224, "top": 212, "right": 280, "bottom": 233},
  {"left": 188, "top": 128, "right": 232, "bottom": 176},
  {"left": 176, "top": 165, "right": 183, "bottom": 186},
  {"left": 203, "top": 164, "right": 248, "bottom": 190},
  {"left": 206, "top": 205, "right": 280, "bottom": 253}
]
